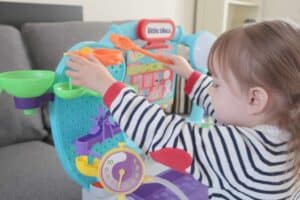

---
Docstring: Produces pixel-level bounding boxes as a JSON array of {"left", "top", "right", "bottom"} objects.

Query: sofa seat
[
  {"left": 0, "top": 21, "right": 126, "bottom": 199},
  {"left": 0, "top": 141, "right": 81, "bottom": 200}
]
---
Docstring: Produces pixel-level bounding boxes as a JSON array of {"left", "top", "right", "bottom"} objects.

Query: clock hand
[{"left": 118, "top": 168, "right": 125, "bottom": 189}]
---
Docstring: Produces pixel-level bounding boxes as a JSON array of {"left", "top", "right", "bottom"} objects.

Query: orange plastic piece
[
  {"left": 109, "top": 34, "right": 173, "bottom": 65},
  {"left": 150, "top": 148, "right": 192, "bottom": 173},
  {"left": 71, "top": 47, "right": 123, "bottom": 66}
]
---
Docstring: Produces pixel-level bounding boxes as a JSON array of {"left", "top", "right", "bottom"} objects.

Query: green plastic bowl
[
  {"left": 54, "top": 82, "right": 101, "bottom": 99},
  {"left": 54, "top": 82, "right": 85, "bottom": 99},
  {"left": 0, "top": 70, "right": 55, "bottom": 98}
]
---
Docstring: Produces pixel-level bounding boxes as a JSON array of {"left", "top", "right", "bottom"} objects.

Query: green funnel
[
  {"left": 0, "top": 70, "right": 55, "bottom": 98},
  {"left": 54, "top": 82, "right": 101, "bottom": 99}
]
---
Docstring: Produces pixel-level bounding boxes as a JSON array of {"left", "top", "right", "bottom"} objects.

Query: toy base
[
  {"left": 82, "top": 186, "right": 136, "bottom": 200},
  {"left": 82, "top": 185, "right": 116, "bottom": 200},
  {"left": 130, "top": 170, "right": 208, "bottom": 200},
  {"left": 82, "top": 170, "right": 208, "bottom": 200}
]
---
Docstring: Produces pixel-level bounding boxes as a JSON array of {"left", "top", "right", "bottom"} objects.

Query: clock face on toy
[{"left": 99, "top": 148, "right": 145, "bottom": 194}]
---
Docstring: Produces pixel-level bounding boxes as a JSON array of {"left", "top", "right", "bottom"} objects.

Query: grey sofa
[{"left": 0, "top": 21, "right": 116, "bottom": 200}]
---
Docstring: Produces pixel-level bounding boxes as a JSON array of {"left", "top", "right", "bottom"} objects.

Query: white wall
[
  {"left": 83, "top": 0, "right": 195, "bottom": 33},
  {"left": 262, "top": 0, "right": 300, "bottom": 23},
  {"left": 0, "top": 0, "right": 83, "bottom": 6},
  {"left": 0, "top": 0, "right": 196, "bottom": 33}
]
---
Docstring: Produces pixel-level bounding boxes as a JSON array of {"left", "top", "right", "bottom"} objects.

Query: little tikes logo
[
  {"left": 147, "top": 27, "right": 171, "bottom": 34},
  {"left": 145, "top": 23, "right": 173, "bottom": 39}
]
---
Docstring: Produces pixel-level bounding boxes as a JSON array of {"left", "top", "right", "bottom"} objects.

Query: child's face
[{"left": 208, "top": 66, "right": 249, "bottom": 126}]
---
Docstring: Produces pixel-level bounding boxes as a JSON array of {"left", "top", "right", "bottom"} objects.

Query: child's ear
[{"left": 246, "top": 87, "right": 269, "bottom": 115}]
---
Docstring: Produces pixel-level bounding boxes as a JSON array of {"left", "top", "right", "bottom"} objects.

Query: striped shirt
[{"left": 103, "top": 71, "right": 296, "bottom": 199}]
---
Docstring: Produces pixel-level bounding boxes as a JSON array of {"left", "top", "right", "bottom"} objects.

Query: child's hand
[
  {"left": 66, "top": 53, "right": 117, "bottom": 94},
  {"left": 164, "top": 55, "right": 194, "bottom": 79}
]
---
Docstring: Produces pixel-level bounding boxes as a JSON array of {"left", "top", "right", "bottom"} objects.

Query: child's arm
[
  {"left": 104, "top": 83, "right": 292, "bottom": 196},
  {"left": 103, "top": 81, "right": 223, "bottom": 155},
  {"left": 165, "top": 55, "right": 216, "bottom": 119},
  {"left": 185, "top": 71, "right": 215, "bottom": 118}
]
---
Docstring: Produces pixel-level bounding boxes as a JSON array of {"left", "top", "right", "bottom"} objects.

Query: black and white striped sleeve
[{"left": 184, "top": 71, "right": 215, "bottom": 118}]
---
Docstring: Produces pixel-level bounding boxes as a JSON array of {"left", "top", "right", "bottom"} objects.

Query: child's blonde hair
[{"left": 208, "top": 20, "right": 300, "bottom": 173}]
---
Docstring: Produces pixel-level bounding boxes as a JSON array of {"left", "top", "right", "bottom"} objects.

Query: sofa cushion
[
  {"left": 0, "top": 141, "right": 81, "bottom": 200},
  {"left": 22, "top": 21, "right": 114, "bottom": 130},
  {"left": 22, "top": 21, "right": 113, "bottom": 71},
  {"left": 0, "top": 25, "right": 48, "bottom": 147}
]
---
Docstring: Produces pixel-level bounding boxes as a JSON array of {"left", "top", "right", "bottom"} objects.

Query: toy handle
[
  {"left": 138, "top": 48, "right": 173, "bottom": 65},
  {"left": 75, "top": 156, "right": 99, "bottom": 177},
  {"left": 150, "top": 148, "right": 192, "bottom": 173}
]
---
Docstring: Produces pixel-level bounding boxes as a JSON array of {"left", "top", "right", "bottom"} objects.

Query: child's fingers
[
  {"left": 65, "top": 70, "right": 80, "bottom": 79},
  {"left": 86, "top": 54, "right": 101, "bottom": 64},
  {"left": 162, "top": 59, "right": 174, "bottom": 69},
  {"left": 69, "top": 56, "right": 86, "bottom": 66},
  {"left": 65, "top": 70, "right": 83, "bottom": 86},
  {"left": 71, "top": 79, "right": 82, "bottom": 87},
  {"left": 67, "top": 53, "right": 88, "bottom": 65},
  {"left": 66, "top": 60, "right": 83, "bottom": 71},
  {"left": 163, "top": 54, "right": 176, "bottom": 60},
  {"left": 67, "top": 52, "right": 84, "bottom": 59},
  {"left": 161, "top": 54, "right": 176, "bottom": 66}
]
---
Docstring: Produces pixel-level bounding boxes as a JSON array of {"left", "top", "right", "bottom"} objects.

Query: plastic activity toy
[
  {"left": 0, "top": 19, "right": 216, "bottom": 199},
  {"left": 110, "top": 34, "right": 173, "bottom": 65},
  {"left": 130, "top": 170, "right": 208, "bottom": 200},
  {"left": 76, "top": 141, "right": 191, "bottom": 200}
]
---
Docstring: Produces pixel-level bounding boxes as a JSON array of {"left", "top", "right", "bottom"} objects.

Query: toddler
[{"left": 66, "top": 20, "right": 300, "bottom": 199}]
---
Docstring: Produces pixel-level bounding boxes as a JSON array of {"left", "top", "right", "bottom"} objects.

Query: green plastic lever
[{"left": 54, "top": 82, "right": 101, "bottom": 99}]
